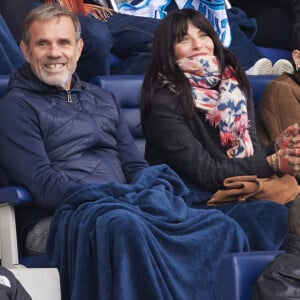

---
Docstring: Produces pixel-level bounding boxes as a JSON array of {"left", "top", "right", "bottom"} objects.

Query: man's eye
[{"left": 38, "top": 42, "right": 47, "bottom": 47}]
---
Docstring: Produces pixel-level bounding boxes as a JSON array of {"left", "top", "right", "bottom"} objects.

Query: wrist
[{"left": 266, "top": 154, "right": 280, "bottom": 172}]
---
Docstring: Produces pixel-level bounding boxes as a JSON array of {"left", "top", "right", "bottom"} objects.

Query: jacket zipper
[{"left": 67, "top": 91, "right": 72, "bottom": 103}]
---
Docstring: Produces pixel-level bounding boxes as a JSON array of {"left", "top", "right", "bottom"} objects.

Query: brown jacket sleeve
[{"left": 256, "top": 74, "right": 300, "bottom": 147}]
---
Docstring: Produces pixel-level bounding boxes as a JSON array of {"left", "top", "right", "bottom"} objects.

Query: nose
[
  {"left": 48, "top": 43, "right": 62, "bottom": 57},
  {"left": 191, "top": 37, "right": 202, "bottom": 50}
]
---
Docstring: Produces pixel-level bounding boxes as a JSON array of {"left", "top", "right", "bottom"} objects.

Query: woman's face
[{"left": 174, "top": 21, "right": 214, "bottom": 60}]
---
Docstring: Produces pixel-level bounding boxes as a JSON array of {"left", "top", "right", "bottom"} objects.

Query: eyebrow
[{"left": 34, "top": 37, "right": 73, "bottom": 44}]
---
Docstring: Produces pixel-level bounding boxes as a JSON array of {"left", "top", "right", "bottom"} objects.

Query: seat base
[{"left": 10, "top": 266, "right": 61, "bottom": 300}]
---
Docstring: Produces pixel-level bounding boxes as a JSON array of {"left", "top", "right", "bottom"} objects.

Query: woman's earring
[{"left": 296, "top": 65, "right": 300, "bottom": 72}]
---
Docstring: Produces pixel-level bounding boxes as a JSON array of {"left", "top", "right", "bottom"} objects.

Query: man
[
  {"left": 0, "top": 4, "right": 249, "bottom": 299},
  {"left": 0, "top": 3, "right": 148, "bottom": 253}
]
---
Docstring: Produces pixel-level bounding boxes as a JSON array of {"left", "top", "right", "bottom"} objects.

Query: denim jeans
[
  {"left": 227, "top": 7, "right": 264, "bottom": 70},
  {"left": 76, "top": 15, "right": 113, "bottom": 81},
  {"left": 107, "top": 13, "right": 160, "bottom": 74},
  {"left": 76, "top": 13, "right": 159, "bottom": 80},
  {"left": 25, "top": 216, "right": 52, "bottom": 255},
  {"left": 0, "top": 15, "right": 25, "bottom": 75}
]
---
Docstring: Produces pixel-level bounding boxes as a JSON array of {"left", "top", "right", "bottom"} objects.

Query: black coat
[
  {"left": 0, "top": 266, "right": 31, "bottom": 300},
  {"left": 143, "top": 87, "right": 275, "bottom": 192}
]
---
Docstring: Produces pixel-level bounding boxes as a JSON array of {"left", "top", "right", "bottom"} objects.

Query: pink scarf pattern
[{"left": 177, "top": 55, "right": 254, "bottom": 158}]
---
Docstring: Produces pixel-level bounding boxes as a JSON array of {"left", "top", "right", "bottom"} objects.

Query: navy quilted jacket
[{"left": 0, "top": 63, "right": 148, "bottom": 211}]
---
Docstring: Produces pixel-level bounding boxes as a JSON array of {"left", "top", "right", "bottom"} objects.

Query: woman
[
  {"left": 256, "top": 26, "right": 300, "bottom": 147},
  {"left": 140, "top": 8, "right": 300, "bottom": 251}
]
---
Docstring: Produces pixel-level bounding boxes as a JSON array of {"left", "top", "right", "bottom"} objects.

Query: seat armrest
[
  {"left": 0, "top": 186, "right": 32, "bottom": 205},
  {"left": 0, "top": 186, "right": 32, "bottom": 268}
]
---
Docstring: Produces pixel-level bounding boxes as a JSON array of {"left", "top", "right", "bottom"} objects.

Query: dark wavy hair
[{"left": 141, "top": 8, "right": 252, "bottom": 125}]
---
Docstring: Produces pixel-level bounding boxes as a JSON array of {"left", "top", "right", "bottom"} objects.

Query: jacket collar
[{"left": 8, "top": 63, "right": 87, "bottom": 94}]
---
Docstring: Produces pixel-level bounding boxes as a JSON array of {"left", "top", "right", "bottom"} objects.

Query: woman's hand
[
  {"left": 275, "top": 123, "right": 300, "bottom": 150},
  {"left": 84, "top": 4, "right": 115, "bottom": 22},
  {"left": 267, "top": 148, "right": 300, "bottom": 176}
]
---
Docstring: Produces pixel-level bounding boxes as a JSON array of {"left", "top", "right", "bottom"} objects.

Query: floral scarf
[{"left": 177, "top": 55, "right": 254, "bottom": 158}]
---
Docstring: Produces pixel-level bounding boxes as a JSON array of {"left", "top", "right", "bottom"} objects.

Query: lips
[
  {"left": 43, "top": 63, "right": 67, "bottom": 74},
  {"left": 189, "top": 53, "right": 209, "bottom": 58},
  {"left": 45, "top": 63, "right": 66, "bottom": 69}
]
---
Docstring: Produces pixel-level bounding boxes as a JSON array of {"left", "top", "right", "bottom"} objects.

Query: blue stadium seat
[{"left": 221, "top": 251, "right": 284, "bottom": 300}]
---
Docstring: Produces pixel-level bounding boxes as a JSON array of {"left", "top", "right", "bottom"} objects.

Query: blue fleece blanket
[{"left": 47, "top": 165, "right": 249, "bottom": 300}]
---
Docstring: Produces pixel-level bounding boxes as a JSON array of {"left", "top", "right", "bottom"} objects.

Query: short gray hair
[{"left": 22, "top": 3, "right": 81, "bottom": 45}]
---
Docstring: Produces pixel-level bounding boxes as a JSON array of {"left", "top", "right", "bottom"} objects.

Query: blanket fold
[{"left": 47, "top": 164, "right": 249, "bottom": 300}]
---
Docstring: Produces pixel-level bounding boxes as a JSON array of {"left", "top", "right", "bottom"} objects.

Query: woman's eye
[
  {"left": 199, "top": 33, "right": 208, "bottom": 38},
  {"left": 180, "top": 36, "right": 189, "bottom": 43}
]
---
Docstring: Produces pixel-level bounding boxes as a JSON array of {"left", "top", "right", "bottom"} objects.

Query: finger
[
  {"left": 290, "top": 164, "right": 300, "bottom": 176},
  {"left": 279, "top": 148, "right": 300, "bottom": 156},
  {"left": 282, "top": 123, "right": 300, "bottom": 138}
]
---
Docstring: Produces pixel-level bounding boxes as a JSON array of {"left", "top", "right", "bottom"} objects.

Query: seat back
[
  {"left": 221, "top": 250, "right": 284, "bottom": 300},
  {"left": 90, "top": 74, "right": 145, "bottom": 154},
  {"left": 248, "top": 75, "right": 276, "bottom": 109},
  {"left": 256, "top": 46, "right": 292, "bottom": 64}
]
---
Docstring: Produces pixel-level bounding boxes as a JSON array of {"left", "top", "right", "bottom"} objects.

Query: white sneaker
[
  {"left": 246, "top": 58, "right": 273, "bottom": 75},
  {"left": 272, "top": 59, "right": 294, "bottom": 75}
]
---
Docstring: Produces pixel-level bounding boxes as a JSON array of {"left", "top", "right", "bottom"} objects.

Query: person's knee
[
  {"left": 77, "top": 16, "right": 113, "bottom": 78},
  {"left": 79, "top": 16, "right": 112, "bottom": 50},
  {"left": 104, "top": 210, "right": 145, "bottom": 237}
]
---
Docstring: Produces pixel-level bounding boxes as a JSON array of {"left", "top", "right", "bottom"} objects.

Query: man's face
[{"left": 21, "top": 16, "right": 83, "bottom": 90}]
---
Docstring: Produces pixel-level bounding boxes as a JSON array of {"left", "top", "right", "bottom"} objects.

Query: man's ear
[
  {"left": 20, "top": 40, "right": 30, "bottom": 63},
  {"left": 292, "top": 49, "right": 300, "bottom": 69},
  {"left": 76, "top": 38, "right": 84, "bottom": 61}
]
